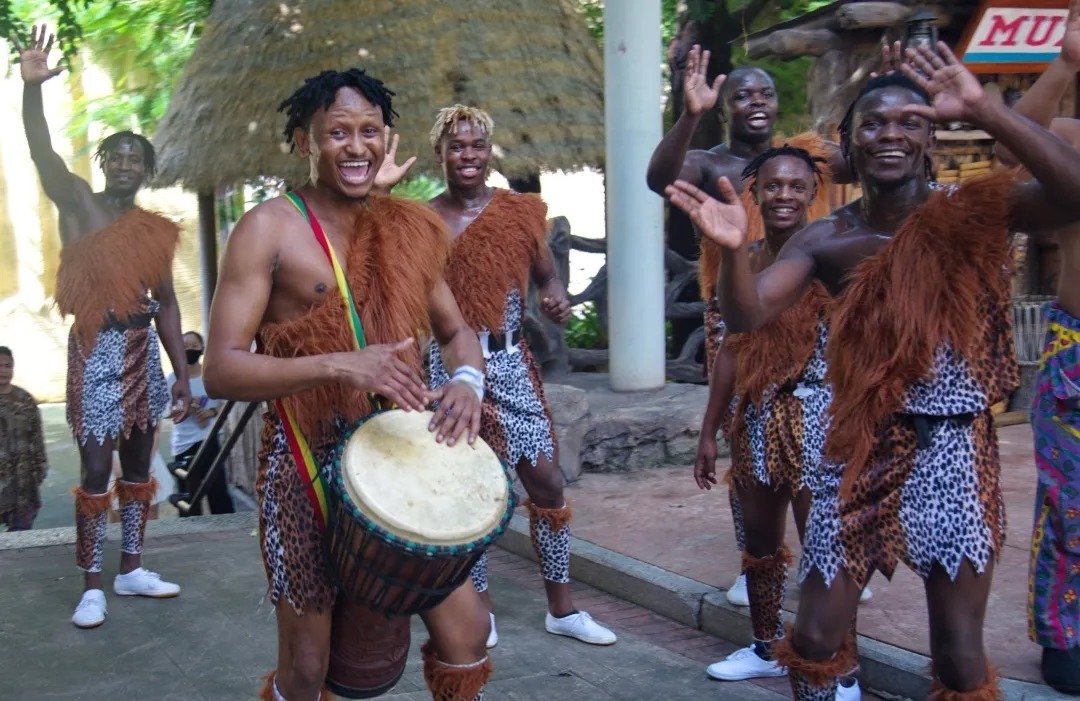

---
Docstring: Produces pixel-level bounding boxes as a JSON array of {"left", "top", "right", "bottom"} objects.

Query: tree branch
[{"left": 734, "top": 0, "right": 775, "bottom": 36}]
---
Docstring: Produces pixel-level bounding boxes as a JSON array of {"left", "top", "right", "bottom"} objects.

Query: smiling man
[
  {"left": 202, "top": 70, "right": 493, "bottom": 701},
  {"left": 646, "top": 46, "right": 850, "bottom": 613},
  {"left": 693, "top": 146, "right": 859, "bottom": 699},
  {"left": 424, "top": 104, "right": 616, "bottom": 649},
  {"left": 667, "top": 48, "right": 1080, "bottom": 699},
  {"left": 16, "top": 24, "right": 189, "bottom": 629}
]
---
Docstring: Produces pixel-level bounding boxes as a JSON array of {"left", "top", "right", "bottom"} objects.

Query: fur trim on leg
[
  {"left": 928, "top": 663, "right": 1002, "bottom": 700},
  {"left": 524, "top": 499, "right": 573, "bottom": 532},
  {"left": 422, "top": 641, "right": 493, "bottom": 701},
  {"left": 775, "top": 624, "right": 857, "bottom": 688},
  {"left": 742, "top": 544, "right": 793, "bottom": 571},
  {"left": 743, "top": 545, "right": 792, "bottom": 642},
  {"left": 73, "top": 486, "right": 111, "bottom": 518},
  {"left": 116, "top": 478, "right": 157, "bottom": 504}
]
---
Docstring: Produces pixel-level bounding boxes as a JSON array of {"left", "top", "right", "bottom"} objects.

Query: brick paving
[{"left": 0, "top": 524, "right": 886, "bottom": 700}]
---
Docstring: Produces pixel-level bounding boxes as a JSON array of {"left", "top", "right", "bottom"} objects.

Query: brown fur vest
[
  {"left": 442, "top": 188, "right": 549, "bottom": 333},
  {"left": 259, "top": 195, "right": 450, "bottom": 444},
  {"left": 728, "top": 281, "right": 829, "bottom": 411},
  {"left": 55, "top": 208, "right": 180, "bottom": 350},
  {"left": 825, "top": 170, "right": 1019, "bottom": 496}
]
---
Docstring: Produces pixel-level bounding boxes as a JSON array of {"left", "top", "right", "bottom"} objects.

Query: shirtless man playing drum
[{"left": 204, "top": 68, "right": 492, "bottom": 701}]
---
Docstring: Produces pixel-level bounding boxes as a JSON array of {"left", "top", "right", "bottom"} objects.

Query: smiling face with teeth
[
  {"left": 752, "top": 155, "right": 817, "bottom": 243},
  {"left": 721, "top": 68, "right": 778, "bottom": 146},
  {"left": 850, "top": 86, "right": 933, "bottom": 188},
  {"left": 101, "top": 139, "right": 148, "bottom": 197},
  {"left": 435, "top": 119, "right": 492, "bottom": 190},
  {"left": 291, "top": 87, "right": 386, "bottom": 200}
]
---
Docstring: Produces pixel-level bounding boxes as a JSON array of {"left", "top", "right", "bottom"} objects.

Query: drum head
[{"left": 341, "top": 410, "right": 509, "bottom": 547}]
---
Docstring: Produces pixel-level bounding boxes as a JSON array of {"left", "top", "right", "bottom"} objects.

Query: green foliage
[
  {"left": 392, "top": 174, "right": 445, "bottom": 202},
  {"left": 71, "top": 0, "right": 210, "bottom": 136},
  {"left": 576, "top": 0, "right": 682, "bottom": 49},
  {"left": 2, "top": 0, "right": 90, "bottom": 61},
  {"left": 4, "top": 0, "right": 210, "bottom": 136},
  {"left": 564, "top": 302, "right": 606, "bottom": 349}
]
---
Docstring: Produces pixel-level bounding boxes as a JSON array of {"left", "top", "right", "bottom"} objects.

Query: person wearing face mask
[{"left": 166, "top": 331, "right": 234, "bottom": 516}]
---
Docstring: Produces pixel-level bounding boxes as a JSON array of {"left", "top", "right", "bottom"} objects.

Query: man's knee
[
  {"left": 522, "top": 455, "right": 565, "bottom": 507},
  {"left": 792, "top": 619, "right": 847, "bottom": 661},
  {"left": 931, "top": 640, "right": 991, "bottom": 690}
]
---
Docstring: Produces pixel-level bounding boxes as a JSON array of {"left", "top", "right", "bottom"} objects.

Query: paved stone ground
[
  {"left": 0, "top": 525, "right": 884, "bottom": 700},
  {"left": 564, "top": 423, "right": 1046, "bottom": 684}
]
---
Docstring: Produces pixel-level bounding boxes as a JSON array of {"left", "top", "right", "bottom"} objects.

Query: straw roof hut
[{"left": 154, "top": 0, "right": 605, "bottom": 191}]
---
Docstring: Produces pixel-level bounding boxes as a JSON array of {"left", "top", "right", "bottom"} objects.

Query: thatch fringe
[{"left": 155, "top": 1, "right": 604, "bottom": 191}]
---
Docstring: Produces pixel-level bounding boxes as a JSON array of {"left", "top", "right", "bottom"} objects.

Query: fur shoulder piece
[
  {"left": 698, "top": 131, "right": 834, "bottom": 299},
  {"left": 728, "top": 281, "right": 828, "bottom": 406},
  {"left": 259, "top": 194, "right": 451, "bottom": 443},
  {"left": 55, "top": 207, "right": 180, "bottom": 348},
  {"left": 443, "top": 188, "right": 550, "bottom": 332},
  {"left": 824, "top": 169, "right": 1017, "bottom": 496}
]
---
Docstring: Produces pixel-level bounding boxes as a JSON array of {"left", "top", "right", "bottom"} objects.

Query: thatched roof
[{"left": 154, "top": 0, "right": 605, "bottom": 191}]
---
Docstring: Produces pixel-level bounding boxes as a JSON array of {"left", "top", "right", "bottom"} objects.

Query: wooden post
[{"left": 197, "top": 191, "right": 218, "bottom": 332}]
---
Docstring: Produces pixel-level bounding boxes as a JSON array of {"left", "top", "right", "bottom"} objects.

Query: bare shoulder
[{"left": 222, "top": 196, "right": 299, "bottom": 260}]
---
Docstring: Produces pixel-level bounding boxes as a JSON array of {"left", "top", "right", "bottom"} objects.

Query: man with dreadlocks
[
  {"left": 204, "top": 70, "right": 490, "bottom": 701},
  {"left": 647, "top": 43, "right": 853, "bottom": 608},
  {"left": 991, "top": 1, "right": 1080, "bottom": 692},
  {"left": 695, "top": 146, "right": 860, "bottom": 700},
  {"left": 668, "top": 44, "right": 1080, "bottom": 699},
  {"left": 15, "top": 24, "right": 188, "bottom": 629},
  {"left": 424, "top": 104, "right": 617, "bottom": 648}
]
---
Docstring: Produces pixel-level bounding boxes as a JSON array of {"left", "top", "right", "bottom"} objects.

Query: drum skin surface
[
  {"left": 325, "top": 597, "right": 410, "bottom": 699},
  {"left": 325, "top": 409, "right": 516, "bottom": 615},
  {"left": 342, "top": 410, "right": 509, "bottom": 545}
]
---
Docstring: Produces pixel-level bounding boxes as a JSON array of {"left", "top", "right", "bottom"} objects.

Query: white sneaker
[
  {"left": 706, "top": 644, "right": 787, "bottom": 681},
  {"left": 72, "top": 589, "right": 107, "bottom": 629},
  {"left": 726, "top": 574, "right": 749, "bottom": 606},
  {"left": 836, "top": 678, "right": 862, "bottom": 700},
  {"left": 113, "top": 567, "right": 180, "bottom": 598},
  {"left": 859, "top": 586, "right": 873, "bottom": 604},
  {"left": 545, "top": 611, "right": 617, "bottom": 645},
  {"left": 486, "top": 612, "right": 498, "bottom": 649}
]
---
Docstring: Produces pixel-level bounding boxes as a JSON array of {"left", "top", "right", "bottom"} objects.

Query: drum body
[
  {"left": 325, "top": 598, "right": 410, "bottom": 699},
  {"left": 325, "top": 410, "right": 515, "bottom": 616}
]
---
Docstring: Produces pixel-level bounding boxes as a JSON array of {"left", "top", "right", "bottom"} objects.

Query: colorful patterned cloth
[{"left": 1030, "top": 301, "right": 1080, "bottom": 649}]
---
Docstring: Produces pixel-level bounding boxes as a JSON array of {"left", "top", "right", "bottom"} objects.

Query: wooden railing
[{"left": 524, "top": 216, "right": 708, "bottom": 383}]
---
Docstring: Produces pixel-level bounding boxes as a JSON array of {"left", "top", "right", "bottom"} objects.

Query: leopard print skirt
[
  {"left": 429, "top": 341, "right": 555, "bottom": 470},
  {"left": 65, "top": 302, "right": 169, "bottom": 447},
  {"left": 729, "top": 384, "right": 830, "bottom": 495},
  {"left": 256, "top": 411, "right": 337, "bottom": 616},
  {"left": 800, "top": 409, "right": 1005, "bottom": 588}
]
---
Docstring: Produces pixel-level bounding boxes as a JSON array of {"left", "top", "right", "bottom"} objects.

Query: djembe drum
[{"left": 322, "top": 409, "right": 514, "bottom": 697}]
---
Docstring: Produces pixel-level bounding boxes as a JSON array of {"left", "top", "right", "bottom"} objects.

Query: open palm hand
[
  {"left": 665, "top": 177, "right": 748, "bottom": 250},
  {"left": 683, "top": 44, "right": 725, "bottom": 117},
  {"left": 11, "top": 24, "right": 65, "bottom": 85},
  {"left": 374, "top": 126, "right": 417, "bottom": 192},
  {"left": 901, "top": 43, "right": 985, "bottom": 124}
]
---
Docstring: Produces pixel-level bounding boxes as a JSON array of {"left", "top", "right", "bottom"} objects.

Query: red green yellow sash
[{"left": 274, "top": 190, "right": 369, "bottom": 531}]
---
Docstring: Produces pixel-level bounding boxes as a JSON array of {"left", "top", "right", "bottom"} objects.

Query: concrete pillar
[{"left": 604, "top": 1, "right": 665, "bottom": 391}]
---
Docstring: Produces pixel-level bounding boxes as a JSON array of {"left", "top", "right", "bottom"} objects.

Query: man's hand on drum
[
  {"left": 425, "top": 381, "right": 482, "bottom": 447},
  {"left": 337, "top": 339, "right": 428, "bottom": 412}
]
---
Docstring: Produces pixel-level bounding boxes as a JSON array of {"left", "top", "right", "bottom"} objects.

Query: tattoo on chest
[{"left": 315, "top": 282, "right": 328, "bottom": 294}]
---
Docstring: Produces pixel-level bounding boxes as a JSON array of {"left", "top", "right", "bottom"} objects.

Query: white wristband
[{"left": 452, "top": 365, "right": 485, "bottom": 401}]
